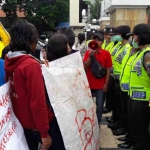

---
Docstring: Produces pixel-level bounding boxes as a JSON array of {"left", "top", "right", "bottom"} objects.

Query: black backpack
[{"left": 90, "top": 55, "right": 107, "bottom": 78}]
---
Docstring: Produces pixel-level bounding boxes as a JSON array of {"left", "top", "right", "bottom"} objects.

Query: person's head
[
  {"left": 46, "top": 33, "right": 69, "bottom": 62},
  {"left": 106, "top": 27, "right": 117, "bottom": 42},
  {"left": 9, "top": 20, "right": 39, "bottom": 53},
  {"left": 128, "top": 24, "right": 150, "bottom": 49},
  {"left": 93, "top": 33, "right": 104, "bottom": 48},
  {"left": 115, "top": 25, "right": 130, "bottom": 42},
  {"left": 59, "top": 27, "right": 75, "bottom": 49},
  {"left": 103, "top": 27, "right": 112, "bottom": 41},
  {"left": 78, "top": 33, "right": 85, "bottom": 44}
]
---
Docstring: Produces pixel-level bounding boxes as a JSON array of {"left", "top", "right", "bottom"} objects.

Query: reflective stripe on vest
[
  {"left": 120, "top": 51, "right": 139, "bottom": 92},
  {"left": 113, "top": 43, "right": 131, "bottom": 78},
  {"left": 129, "top": 48, "right": 150, "bottom": 101}
]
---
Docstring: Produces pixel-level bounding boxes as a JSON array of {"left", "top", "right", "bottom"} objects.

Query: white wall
[
  {"left": 101, "top": 0, "right": 149, "bottom": 14},
  {"left": 70, "top": 0, "right": 86, "bottom": 26}
]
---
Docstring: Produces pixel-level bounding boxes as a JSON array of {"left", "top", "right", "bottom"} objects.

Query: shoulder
[{"left": 101, "top": 49, "right": 110, "bottom": 55}]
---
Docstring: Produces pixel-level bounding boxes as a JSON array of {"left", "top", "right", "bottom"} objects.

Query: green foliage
[
  {"left": 85, "top": 0, "right": 101, "bottom": 23},
  {"left": 1, "top": 0, "right": 69, "bottom": 32}
]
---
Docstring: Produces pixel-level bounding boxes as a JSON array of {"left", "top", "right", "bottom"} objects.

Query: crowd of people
[{"left": 0, "top": 20, "right": 150, "bottom": 150}]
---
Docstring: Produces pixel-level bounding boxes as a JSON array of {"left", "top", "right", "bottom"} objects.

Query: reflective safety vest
[
  {"left": 0, "top": 42, "right": 5, "bottom": 57},
  {"left": 102, "top": 40, "right": 114, "bottom": 52},
  {"left": 120, "top": 50, "right": 139, "bottom": 92},
  {"left": 113, "top": 43, "right": 131, "bottom": 79},
  {"left": 129, "top": 47, "right": 150, "bottom": 101},
  {"left": 110, "top": 42, "right": 121, "bottom": 65}
]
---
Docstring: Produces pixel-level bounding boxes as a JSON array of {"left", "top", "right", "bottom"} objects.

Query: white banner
[
  {"left": 0, "top": 82, "right": 29, "bottom": 150},
  {"left": 42, "top": 52, "right": 100, "bottom": 150}
]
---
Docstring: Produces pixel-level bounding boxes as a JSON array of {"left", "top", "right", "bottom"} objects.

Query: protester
[
  {"left": 46, "top": 33, "right": 70, "bottom": 61},
  {"left": 83, "top": 33, "right": 112, "bottom": 125},
  {"left": 75, "top": 33, "right": 86, "bottom": 57},
  {"left": 0, "top": 58, "right": 5, "bottom": 86},
  {"left": 4, "top": 20, "right": 65, "bottom": 150},
  {"left": 59, "top": 27, "right": 78, "bottom": 54}
]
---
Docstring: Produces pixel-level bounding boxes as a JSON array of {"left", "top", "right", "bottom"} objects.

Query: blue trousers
[{"left": 91, "top": 89, "right": 105, "bottom": 124}]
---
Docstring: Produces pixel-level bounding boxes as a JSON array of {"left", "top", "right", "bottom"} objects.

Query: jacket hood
[{"left": 5, "top": 51, "right": 35, "bottom": 77}]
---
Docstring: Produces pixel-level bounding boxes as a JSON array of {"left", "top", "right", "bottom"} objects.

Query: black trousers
[
  {"left": 120, "top": 91, "right": 128, "bottom": 129},
  {"left": 111, "top": 79, "right": 122, "bottom": 119},
  {"left": 131, "top": 99, "right": 150, "bottom": 150},
  {"left": 24, "top": 117, "right": 66, "bottom": 150},
  {"left": 105, "top": 75, "right": 114, "bottom": 110}
]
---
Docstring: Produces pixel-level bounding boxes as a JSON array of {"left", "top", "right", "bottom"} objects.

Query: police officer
[
  {"left": 102, "top": 27, "right": 115, "bottom": 51},
  {"left": 108, "top": 25, "right": 132, "bottom": 135},
  {"left": 128, "top": 23, "right": 150, "bottom": 150}
]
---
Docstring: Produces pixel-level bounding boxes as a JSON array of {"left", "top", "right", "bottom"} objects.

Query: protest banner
[
  {"left": 42, "top": 52, "right": 100, "bottom": 150},
  {"left": 0, "top": 82, "right": 29, "bottom": 150}
]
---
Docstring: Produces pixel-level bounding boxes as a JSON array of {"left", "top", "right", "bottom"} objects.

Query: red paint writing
[
  {"left": 0, "top": 121, "right": 17, "bottom": 150},
  {"left": 83, "top": 81, "right": 92, "bottom": 98},
  {"left": 75, "top": 107, "right": 95, "bottom": 150},
  {"left": 0, "top": 92, "right": 10, "bottom": 108},
  {"left": 73, "top": 69, "right": 82, "bottom": 87},
  {"left": 0, "top": 108, "right": 12, "bottom": 131}
]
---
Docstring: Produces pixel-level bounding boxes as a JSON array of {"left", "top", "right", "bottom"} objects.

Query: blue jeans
[{"left": 91, "top": 89, "right": 105, "bottom": 125}]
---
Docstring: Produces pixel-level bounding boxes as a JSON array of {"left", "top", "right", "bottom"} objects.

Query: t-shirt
[{"left": 83, "top": 48, "right": 112, "bottom": 89}]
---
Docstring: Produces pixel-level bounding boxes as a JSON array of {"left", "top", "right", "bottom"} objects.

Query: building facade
[{"left": 100, "top": 0, "right": 149, "bottom": 29}]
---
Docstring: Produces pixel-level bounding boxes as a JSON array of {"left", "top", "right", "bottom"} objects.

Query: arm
[
  {"left": 103, "top": 52, "right": 112, "bottom": 92},
  {"left": 25, "top": 63, "right": 50, "bottom": 138},
  {"left": 143, "top": 52, "right": 150, "bottom": 76}
]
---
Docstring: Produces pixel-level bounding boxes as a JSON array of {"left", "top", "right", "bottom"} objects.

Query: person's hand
[
  {"left": 41, "top": 60, "right": 49, "bottom": 67},
  {"left": 102, "top": 83, "right": 108, "bottom": 93},
  {"left": 90, "top": 50, "right": 96, "bottom": 56},
  {"left": 40, "top": 135, "right": 52, "bottom": 150}
]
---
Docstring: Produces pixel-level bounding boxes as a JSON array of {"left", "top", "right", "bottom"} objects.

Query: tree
[
  {"left": 85, "top": 0, "right": 101, "bottom": 23},
  {"left": 1, "top": 0, "right": 69, "bottom": 33}
]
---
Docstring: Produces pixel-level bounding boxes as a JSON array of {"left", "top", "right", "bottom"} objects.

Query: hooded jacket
[{"left": 5, "top": 51, "right": 54, "bottom": 138}]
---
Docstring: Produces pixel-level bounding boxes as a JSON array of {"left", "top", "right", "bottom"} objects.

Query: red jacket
[{"left": 5, "top": 52, "right": 54, "bottom": 138}]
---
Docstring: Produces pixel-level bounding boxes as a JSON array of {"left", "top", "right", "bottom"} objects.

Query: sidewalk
[{"left": 100, "top": 112, "right": 132, "bottom": 150}]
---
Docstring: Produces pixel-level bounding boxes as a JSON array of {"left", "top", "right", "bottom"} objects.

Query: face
[
  {"left": 133, "top": 34, "right": 139, "bottom": 42},
  {"left": 93, "top": 37, "right": 103, "bottom": 48},
  {"left": 104, "top": 33, "right": 110, "bottom": 41},
  {"left": 41, "top": 48, "right": 46, "bottom": 59}
]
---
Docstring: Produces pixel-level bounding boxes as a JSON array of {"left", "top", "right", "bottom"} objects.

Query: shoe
[
  {"left": 103, "top": 107, "right": 111, "bottom": 114},
  {"left": 106, "top": 117, "right": 117, "bottom": 123},
  {"left": 118, "top": 136, "right": 127, "bottom": 141},
  {"left": 113, "top": 128, "right": 127, "bottom": 136},
  {"left": 118, "top": 142, "right": 132, "bottom": 149},
  {"left": 107, "top": 122, "right": 121, "bottom": 129}
]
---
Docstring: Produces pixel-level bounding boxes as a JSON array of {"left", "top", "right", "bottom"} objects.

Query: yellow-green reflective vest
[
  {"left": 113, "top": 43, "right": 131, "bottom": 78},
  {"left": 129, "top": 48, "right": 150, "bottom": 101},
  {"left": 110, "top": 42, "right": 121, "bottom": 65},
  {"left": 0, "top": 42, "right": 5, "bottom": 57},
  {"left": 120, "top": 50, "right": 139, "bottom": 92},
  {"left": 102, "top": 40, "right": 114, "bottom": 51}
]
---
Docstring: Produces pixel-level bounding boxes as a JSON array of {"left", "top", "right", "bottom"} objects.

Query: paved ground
[{"left": 100, "top": 112, "right": 132, "bottom": 150}]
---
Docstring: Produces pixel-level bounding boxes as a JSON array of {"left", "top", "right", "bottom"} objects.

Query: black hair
[
  {"left": 78, "top": 33, "right": 85, "bottom": 44},
  {"left": 115, "top": 25, "right": 130, "bottom": 40},
  {"left": 46, "top": 33, "right": 68, "bottom": 62},
  {"left": 137, "top": 34, "right": 150, "bottom": 45},
  {"left": 59, "top": 27, "right": 75, "bottom": 49},
  {"left": 9, "top": 20, "right": 39, "bottom": 53}
]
